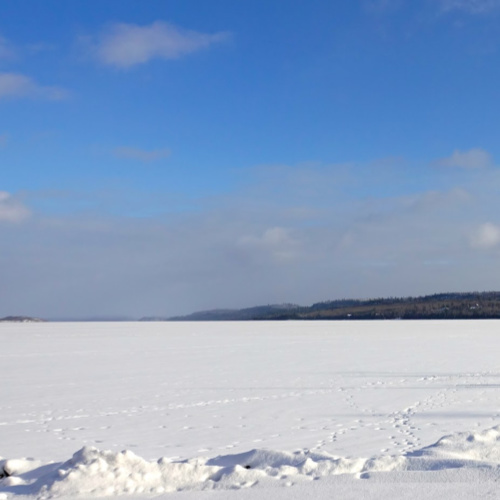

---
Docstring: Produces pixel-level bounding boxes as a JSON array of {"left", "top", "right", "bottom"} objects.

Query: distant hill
[
  {"left": 0, "top": 316, "right": 46, "bottom": 323},
  {"left": 142, "top": 304, "right": 299, "bottom": 322},
  {"left": 143, "top": 292, "right": 500, "bottom": 321}
]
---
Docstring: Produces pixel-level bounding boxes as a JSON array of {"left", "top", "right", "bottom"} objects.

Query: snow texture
[
  {"left": 1, "top": 320, "right": 500, "bottom": 499},
  {"left": 2, "top": 429, "right": 500, "bottom": 497}
]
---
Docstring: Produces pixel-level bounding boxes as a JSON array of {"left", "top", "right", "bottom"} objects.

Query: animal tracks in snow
[
  {"left": 2, "top": 371, "right": 499, "bottom": 462},
  {"left": 2, "top": 321, "right": 500, "bottom": 467}
]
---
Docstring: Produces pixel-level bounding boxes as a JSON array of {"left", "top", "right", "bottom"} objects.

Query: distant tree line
[
  {"left": 154, "top": 291, "right": 500, "bottom": 321},
  {"left": 262, "top": 292, "right": 500, "bottom": 321}
]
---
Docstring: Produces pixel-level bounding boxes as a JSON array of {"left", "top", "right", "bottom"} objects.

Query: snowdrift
[{"left": 2, "top": 426, "right": 500, "bottom": 497}]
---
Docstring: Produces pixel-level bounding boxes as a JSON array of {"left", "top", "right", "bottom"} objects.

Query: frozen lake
[{"left": 1, "top": 320, "right": 500, "bottom": 499}]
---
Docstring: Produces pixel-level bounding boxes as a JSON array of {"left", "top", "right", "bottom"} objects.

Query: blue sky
[{"left": 1, "top": 0, "right": 500, "bottom": 318}]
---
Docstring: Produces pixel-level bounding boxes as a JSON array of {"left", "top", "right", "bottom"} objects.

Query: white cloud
[
  {"left": 398, "top": 188, "right": 471, "bottom": 212},
  {"left": 437, "top": 148, "right": 493, "bottom": 169},
  {"left": 113, "top": 146, "right": 171, "bottom": 162},
  {"left": 90, "top": 21, "right": 229, "bottom": 68},
  {"left": 470, "top": 222, "right": 500, "bottom": 249},
  {"left": 237, "top": 227, "right": 300, "bottom": 263},
  {"left": 0, "top": 72, "right": 69, "bottom": 100},
  {"left": 440, "top": 0, "right": 500, "bottom": 13},
  {"left": 0, "top": 191, "right": 30, "bottom": 223}
]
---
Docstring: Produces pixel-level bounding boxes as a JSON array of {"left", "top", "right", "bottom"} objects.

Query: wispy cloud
[
  {"left": 113, "top": 146, "right": 171, "bottom": 162},
  {"left": 0, "top": 191, "right": 31, "bottom": 223},
  {"left": 0, "top": 72, "right": 69, "bottom": 100},
  {"left": 437, "top": 148, "right": 493, "bottom": 169},
  {"left": 439, "top": 0, "right": 500, "bottom": 13},
  {"left": 0, "top": 35, "right": 56, "bottom": 60},
  {"left": 237, "top": 227, "right": 300, "bottom": 264},
  {"left": 470, "top": 222, "right": 500, "bottom": 248},
  {"left": 87, "top": 21, "right": 229, "bottom": 69}
]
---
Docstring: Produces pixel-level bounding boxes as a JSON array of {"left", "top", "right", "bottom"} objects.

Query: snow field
[{"left": 2, "top": 320, "right": 500, "bottom": 498}]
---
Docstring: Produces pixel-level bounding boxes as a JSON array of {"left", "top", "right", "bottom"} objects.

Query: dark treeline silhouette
[{"left": 152, "top": 291, "right": 500, "bottom": 321}]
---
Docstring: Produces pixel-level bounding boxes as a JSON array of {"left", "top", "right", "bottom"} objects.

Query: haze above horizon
[{"left": 2, "top": 0, "right": 500, "bottom": 318}]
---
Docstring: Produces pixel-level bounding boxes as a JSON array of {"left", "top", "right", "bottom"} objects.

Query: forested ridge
[{"left": 156, "top": 292, "right": 500, "bottom": 321}]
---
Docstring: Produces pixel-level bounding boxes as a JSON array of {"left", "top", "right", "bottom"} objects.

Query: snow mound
[
  {"left": 0, "top": 447, "right": 268, "bottom": 497},
  {"left": 3, "top": 426, "right": 500, "bottom": 497},
  {"left": 409, "top": 425, "right": 500, "bottom": 463},
  {"left": 18, "top": 447, "right": 220, "bottom": 496},
  {"left": 205, "top": 447, "right": 400, "bottom": 477}
]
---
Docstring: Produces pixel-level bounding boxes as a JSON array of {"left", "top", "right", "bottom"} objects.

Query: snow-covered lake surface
[{"left": 2, "top": 320, "right": 500, "bottom": 499}]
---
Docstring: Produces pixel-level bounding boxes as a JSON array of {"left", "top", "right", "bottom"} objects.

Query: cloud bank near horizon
[{"left": 1, "top": 149, "right": 499, "bottom": 319}]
